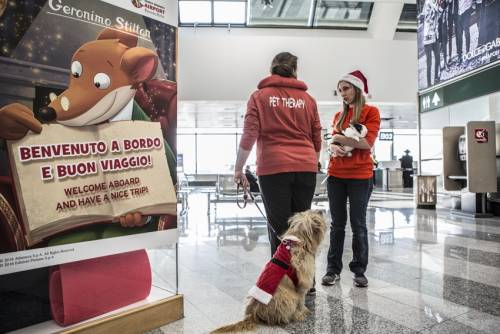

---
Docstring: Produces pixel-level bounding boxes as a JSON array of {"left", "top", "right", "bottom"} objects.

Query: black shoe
[
  {"left": 321, "top": 273, "right": 340, "bottom": 286},
  {"left": 307, "top": 287, "right": 316, "bottom": 296},
  {"left": 353, "top": 273, "right": 368, "bottom": 287}
]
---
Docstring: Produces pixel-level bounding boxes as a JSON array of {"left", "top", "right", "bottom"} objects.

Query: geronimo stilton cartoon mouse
[{"left": 0, "top": 27, "right": 159, "bottom": 228}]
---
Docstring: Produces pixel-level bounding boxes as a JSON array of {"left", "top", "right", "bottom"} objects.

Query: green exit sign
[
  {"left": 418, "top": 65, "right": 500, "bottom": 113},
  {"left": 420, "top": 88, "right": 444, "bottom": 112}
]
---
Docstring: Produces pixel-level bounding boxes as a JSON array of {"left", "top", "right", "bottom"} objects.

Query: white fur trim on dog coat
[{"left": 248, "top": 285, "right": 273, "bottom": 305}]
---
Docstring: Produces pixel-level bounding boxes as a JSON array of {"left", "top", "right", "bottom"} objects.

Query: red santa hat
[{"left": 338, "top": 70, "right": 371, "bottom": 98}]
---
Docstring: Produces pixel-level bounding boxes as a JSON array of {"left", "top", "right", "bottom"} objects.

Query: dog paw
[{"left": 294, "top": 308, "right": 311, "bottom": 322}]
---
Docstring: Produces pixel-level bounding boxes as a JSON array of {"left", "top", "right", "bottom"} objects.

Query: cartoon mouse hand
[
  {"left": 0, "top": 103, "right": 42, "bottom": 140},
  {"left": 119, "top": 212, "right": 147, "bottom": 228}
]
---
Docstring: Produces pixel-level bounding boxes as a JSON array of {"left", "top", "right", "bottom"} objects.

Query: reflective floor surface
[{"left": 153, "top": 189, "right": 500, "bottom": 333}]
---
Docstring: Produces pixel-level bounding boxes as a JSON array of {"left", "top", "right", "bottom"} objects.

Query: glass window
[
  {"left": 420, "top": 109, "right": 446, "bottom": 174},
  {"left": 248, "top": 0, "right": 314, "bottom": 27},
  {"left": 178, "top": 0, "right": 382, "bottom": 29},
  {"left": 421, "top": 159, "right": 443, "bottom": 175},
  {"left": 197, "top": 134, "right": 238, "bottom": 173},
  {"left": 397, "top": 3, "right": 417, "bottom": 31},
  {"left": 179, "top": 128, "right": 242, "bottom": 134},
  {"left": 237, "top": 134, "right": 257, "bottom": 167},
  {"left": 177, "top": 134, "right": 197, "bottom": 174},
  {"left": 421, "top": 106, "right": 449, "bottom": 131},
  {"left": 214, "top": 1, "right": 246, "bottom": 24},
  {"left": 449, "top": 96, "right": 489, "bottom": 126},
  {"left": 420, "top": 130, "right": 442, "bottom": 161},
  {"left": 419, "top": 129, "right": 442, "bottom": 175},
  {"left": 374, "top": 139, "right": 392, "bottom": 161},
  {"left": 179, "top": 1, "right": 212, "bottom": 24},
  {"left": 393, "top": 132, "right": 418, "bottom": 163},
  {"left": 313, "top": 1, "right": 373, "bottom": 28}
]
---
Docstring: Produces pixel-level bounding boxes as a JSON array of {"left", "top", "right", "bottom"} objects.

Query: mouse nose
[{"left": 36, "top": 106, "right": 57, "bottom": 123}]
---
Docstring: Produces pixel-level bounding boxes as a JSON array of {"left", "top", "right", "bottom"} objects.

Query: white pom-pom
[{"left": 366, "top": 93, "right": 372, "bottom": 99}]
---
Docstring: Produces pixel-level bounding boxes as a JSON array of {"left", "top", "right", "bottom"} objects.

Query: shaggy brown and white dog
[{"left": 211, "top": 210, "right": 326, "bottom": 333}]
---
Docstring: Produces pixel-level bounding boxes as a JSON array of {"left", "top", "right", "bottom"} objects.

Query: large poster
[
  {"left": 0, "top": 1, "right": 178, "bottom": 332},
  {"left": 8, "top": 122, "right": 176, "bottom": 247},
  {"left": 417, "top": 0, "right": 500, "bottom": 91},
  {"left": 0, "top": 0, "right": 178, "bottom": 270}
]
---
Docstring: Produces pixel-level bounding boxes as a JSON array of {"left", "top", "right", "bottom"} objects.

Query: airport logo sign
[{"left": 131, "top": 0, "right": 144, "bottom": 8}]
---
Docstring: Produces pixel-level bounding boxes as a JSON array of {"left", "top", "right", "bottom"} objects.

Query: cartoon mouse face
[{"left": 36, "top": 28, "right": 158, "bottom": 127}]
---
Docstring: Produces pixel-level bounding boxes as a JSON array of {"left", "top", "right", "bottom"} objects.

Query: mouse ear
[
  {"left": 97, "top": 28, "right": 138, "bottom": 48},
  {"left": 121, "top": 47, "right": 158, "bottom": 84}
]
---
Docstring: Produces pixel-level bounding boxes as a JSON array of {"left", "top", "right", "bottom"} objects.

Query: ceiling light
[{"left": 262, "top": 0, "right": 273, "bottom": 9}]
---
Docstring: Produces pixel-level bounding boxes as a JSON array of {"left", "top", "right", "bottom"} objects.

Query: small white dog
[{"left": 340, "top": 123, "right": 367, "bottom": 157}]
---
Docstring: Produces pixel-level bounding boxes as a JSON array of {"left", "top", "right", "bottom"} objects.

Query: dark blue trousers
[{"left": 326, "top": 176, "right": 372, "bottom": 275}]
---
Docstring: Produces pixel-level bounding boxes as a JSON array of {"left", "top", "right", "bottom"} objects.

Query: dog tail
[{"left": 210, "top": 315, "right": 256, "bottom": 333}]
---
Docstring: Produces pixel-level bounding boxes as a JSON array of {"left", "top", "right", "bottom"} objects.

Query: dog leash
[
  {"left": 236, "top": 182, "right": 277, "bottom": 235},
  {"left": 236, "top": 183, "right": 266, "bottom": 218},
  {"left": 236, "top": 182, "right": 249, "bottom": 209}
]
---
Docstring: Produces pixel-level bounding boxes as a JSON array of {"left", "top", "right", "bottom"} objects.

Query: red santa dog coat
[{"left": 248, "top": 236, "right": 300, "bottom": 304}]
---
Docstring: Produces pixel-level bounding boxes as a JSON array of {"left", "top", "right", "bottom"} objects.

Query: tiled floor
[{"left": 155, "top": 189, "right": 500, "bottom": 333}]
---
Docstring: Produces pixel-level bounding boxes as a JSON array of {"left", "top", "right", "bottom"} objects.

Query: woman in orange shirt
[
  {"left": 321, "top": 70, "right": 380, "bottom": 288},
  {"left": 234, "top": 52, "right": 322, "bottom": 257}
]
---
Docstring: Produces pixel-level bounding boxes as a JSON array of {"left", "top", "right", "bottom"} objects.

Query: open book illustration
[{"left": 7, "top": 121, "right": 176, "bottom": 246}]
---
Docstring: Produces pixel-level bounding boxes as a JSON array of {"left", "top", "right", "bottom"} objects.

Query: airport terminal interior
[
  {"left": 154, "top": 181, "right": 500, "bottom": 334},
  {"left": 144, "top": 1, "right": 500, "bottom": 333},
  {"left": 154, "top": 1, "right": 500, "bottom": 333},
  {"left": 0, "top": 0, "right": 499, "bottom": 333}
]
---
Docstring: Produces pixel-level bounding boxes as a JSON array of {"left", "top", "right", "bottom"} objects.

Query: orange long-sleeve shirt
[
  {"left": 327, "top": 105, "right": 380, "bottom": 179},
  {"left": 239, "top": 75, "right": 322, "bottom": 176}
]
